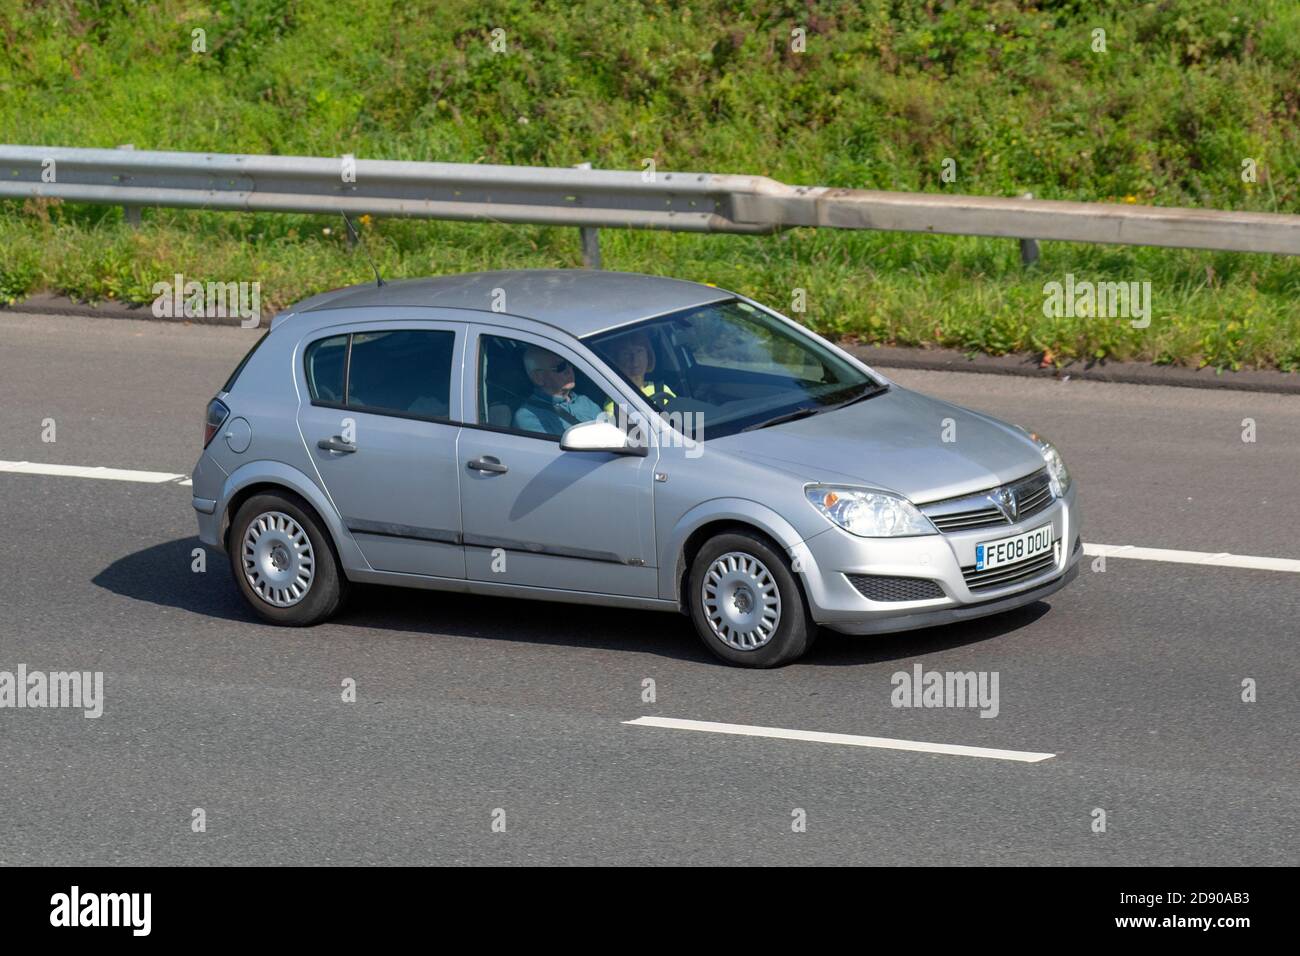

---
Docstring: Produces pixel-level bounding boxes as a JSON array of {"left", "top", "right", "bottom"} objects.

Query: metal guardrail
[{"left": 2, "top": 145, "right": 1297, "bottom": 263}]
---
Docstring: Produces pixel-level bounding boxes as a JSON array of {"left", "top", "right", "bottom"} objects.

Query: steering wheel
[{"left": 646, "top": 385, "right": 674, "bottom": 407}]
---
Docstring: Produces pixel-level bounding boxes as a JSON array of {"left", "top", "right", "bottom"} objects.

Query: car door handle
[
  {"left": 467, "top": 455, "right": 508, "bottom": 474},
  {"left": 317, "top": 436, "right": 357, "bottom": 453}
]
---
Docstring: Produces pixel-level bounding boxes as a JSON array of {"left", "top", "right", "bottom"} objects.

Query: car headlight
[
  {"left": 804, "top": 485, "right": 936, "bottom": 537},
  {"left": 1029, "top": 433, "right": 1071, "bottom": 496}
]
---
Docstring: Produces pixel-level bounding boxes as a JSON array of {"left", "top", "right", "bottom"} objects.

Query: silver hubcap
[
  {"left": 242, "top": 511, "right": 315, "bottom": 608},
  {"left": 702, "top": 551, "right": 782, "bottom": 651}
]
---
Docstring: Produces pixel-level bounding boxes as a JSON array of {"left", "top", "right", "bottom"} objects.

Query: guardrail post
[
  {"left": 574, "top": 162, "right": 602, "bottom": 268},
  {"left": 1018, "top": 193, "right": 1040, "bottom": 266},
  {"left": 117, "top": 144, "right": 141, "bottom": 228}
]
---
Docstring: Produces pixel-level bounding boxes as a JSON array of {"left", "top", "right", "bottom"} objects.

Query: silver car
[{"left": 193, "top": 270, "right": 1080, "bottom": 667}]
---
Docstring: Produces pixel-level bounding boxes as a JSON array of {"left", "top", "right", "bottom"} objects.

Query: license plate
[{"left": 976, "top": 524, "right": 1054, "bottom": 571}]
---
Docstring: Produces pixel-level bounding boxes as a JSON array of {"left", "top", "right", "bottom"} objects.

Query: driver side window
[{"left": 477, "top": 334, "right": 616, "bottom": 440}]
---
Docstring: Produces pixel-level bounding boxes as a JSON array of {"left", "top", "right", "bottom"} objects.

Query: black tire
[
  {"left": 228, "top": 491, "right": 347, "bottom": 626},
  {"left": 687, "top": 531, "right": 816, "bottom": 667}
]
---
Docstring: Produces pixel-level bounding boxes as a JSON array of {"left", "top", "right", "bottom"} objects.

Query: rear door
[{"left": 296, "top": 316, "right": 466, "bottom": 579}]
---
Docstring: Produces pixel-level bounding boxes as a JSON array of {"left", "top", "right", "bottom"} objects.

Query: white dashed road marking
[
  {"left": 0, "top": 459, "right": 190, "bottom": 485},
  {"left": 625, "top": 716, "right": 1056, "bottom": 763},
  {"left": 1082, "top": 542, "right": 1300, "bottom": 573}
]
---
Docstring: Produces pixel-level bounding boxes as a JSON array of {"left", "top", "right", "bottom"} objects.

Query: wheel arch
[
  {"left": 662, "top": 499, "right": 815, "bottom": 609},
  {"left": 217, "top": 460, "right": 369, "bottom": 573}
]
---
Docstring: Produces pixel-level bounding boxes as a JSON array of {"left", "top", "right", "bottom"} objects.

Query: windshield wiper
[
  {"left": 742, "top": 406, "right": 822, "bottom": 432},
  {"left": 740, "top": 383, "right": 889, "bottom": 432},
  {"left": 834, "top": 382, "right": 890, "bottom": 408}
]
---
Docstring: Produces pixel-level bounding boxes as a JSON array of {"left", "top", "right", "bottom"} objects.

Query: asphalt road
[{"left": 0, "top": 312, "right": 1296, "bottom": 865}]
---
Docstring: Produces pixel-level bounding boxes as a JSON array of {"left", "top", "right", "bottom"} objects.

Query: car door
[
  {"left": 457, "top": 325, "right": 658, "bottom": 597},
  {"left": 296, "top": 317, "right": 466, "bottom": 579}
]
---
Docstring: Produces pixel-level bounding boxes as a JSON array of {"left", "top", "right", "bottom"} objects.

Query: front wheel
[
  {"left": 687, "top": 532, "right": 816, "bottom": 667},
  {"left": 229, "top": 491, "right": 347, "bottom": 625}
]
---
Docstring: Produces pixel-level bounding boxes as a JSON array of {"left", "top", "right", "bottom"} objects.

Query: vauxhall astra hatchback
[{"left": 193, "top": 269, "right": 1080, "bottom": 667}]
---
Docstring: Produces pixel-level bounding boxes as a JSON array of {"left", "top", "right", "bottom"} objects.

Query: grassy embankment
[{"left": 1, "top": 0, "right": 1297, "bottom": 369}]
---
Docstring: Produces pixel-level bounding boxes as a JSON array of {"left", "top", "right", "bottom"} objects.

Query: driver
[
  {"left": 603, "top": 329, "right": 675, "bottom": 416},
  {"left": 514, "top": 346, "right": 603, "bottom": 436}
]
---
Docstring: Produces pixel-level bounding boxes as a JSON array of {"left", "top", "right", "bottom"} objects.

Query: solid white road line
[
  {"left": 624, "top": 716, "right": 1055, "bottom": 763},
  {"left": 1083, "top": 542, "right": 1300, "bottom": 573},
  {"left": 0, "top": 460, "right": 189, "bottom": 484}
]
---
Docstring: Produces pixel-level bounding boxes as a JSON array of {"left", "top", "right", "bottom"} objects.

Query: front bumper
[{"left": 792, "top": 486, "right": 1082, "bottom": 636}]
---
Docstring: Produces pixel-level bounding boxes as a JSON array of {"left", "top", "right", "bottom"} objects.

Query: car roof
[{"left": 287, "top": 269, "right": 733, "bottom": 339}]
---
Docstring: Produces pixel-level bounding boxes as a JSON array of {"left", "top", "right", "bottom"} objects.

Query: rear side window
[
  {"left": 305, "top": 334, "right": 348, "bottom": 403},
  {"left": 304, "top": 329, "right": 455, "bottom": 420}
]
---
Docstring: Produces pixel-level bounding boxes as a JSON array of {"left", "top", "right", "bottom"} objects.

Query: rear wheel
[
  {"left": 687, "top": 532, "right": 815, "bottom": 667},
  {"left": 229, "top": 492, "right": 347, "bottom": 625}
]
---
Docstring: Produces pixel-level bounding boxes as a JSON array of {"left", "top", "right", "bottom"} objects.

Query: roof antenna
[{"left": 342, "top": 212, "right": 384, "bottom": 287}]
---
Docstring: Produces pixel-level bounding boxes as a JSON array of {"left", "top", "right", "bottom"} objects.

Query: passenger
[
  {"left": 603, "top": 330, "right": 675, "bottom": 416},
  {"left": 513, "top": 346, "right": 604, "bottom": 436}
]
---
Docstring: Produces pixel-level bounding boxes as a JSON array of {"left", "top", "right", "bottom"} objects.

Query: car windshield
[{"left": 583, "top": 299, "right": 882, "bottom": 440}]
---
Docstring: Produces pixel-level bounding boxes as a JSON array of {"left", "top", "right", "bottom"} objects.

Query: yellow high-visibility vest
[{"left": 605, "top": 381, "right": 676, "bottom": 415}]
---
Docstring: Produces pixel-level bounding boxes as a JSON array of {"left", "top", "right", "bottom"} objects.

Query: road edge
[
  {"left": 6, "top": 293, "right": 1300, "bottom": 394},
  {"left": 852, "top": 344, "right": 1300, "bottom": 394},
  {"left": 5, "top": 292, "right": 248, "bottom": 327}
]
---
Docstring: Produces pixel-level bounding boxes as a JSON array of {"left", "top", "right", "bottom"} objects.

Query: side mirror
[{"left": 560, "top": 419, "right": 648, "bottom": 456}]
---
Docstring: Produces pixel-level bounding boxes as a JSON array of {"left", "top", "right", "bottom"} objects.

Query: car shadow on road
[
  {"left": 94, "top": 537, "right": 1054, "bottom": 666},
  {"left": 337, "top": 583, "right": 713, "bottom": 663},
  {"left": 92, "top": 536, "right": 258, "bottom": 623},
  {"left": 93, "top": 537, "right": 712, "bottom": 662},
  {"left": 317, "top": 586, "right": 1052, "bottom": 667}
]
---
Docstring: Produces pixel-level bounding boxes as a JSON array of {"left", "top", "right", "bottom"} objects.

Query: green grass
[{"left": 2, "top": 0, "right": 1298, "bottom": 370}]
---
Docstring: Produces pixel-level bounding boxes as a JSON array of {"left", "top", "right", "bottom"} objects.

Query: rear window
[
  {"left": 304, "top": 329, "right": 455, "bottom": 420},
  {"left": 221, "top": 332, "right": 268, "bottom": 394}
]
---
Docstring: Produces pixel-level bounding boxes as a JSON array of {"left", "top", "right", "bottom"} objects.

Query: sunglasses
[{"left": 539, "top": 358, "right": 571, "bottom": 373}]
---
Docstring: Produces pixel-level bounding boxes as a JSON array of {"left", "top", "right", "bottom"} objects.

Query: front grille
[
  {"left": 962, "top": 550, "right": 1057, "bottom": 593},
  {"left": 921, "top": 469, "right": 1054, "bottom": 533},
  {"left": 1014, "top": 474, "right": 1054, "bottom": 519},
  {"left": 928, "top": 506, "right": 1005, "bottom": 532},
  {"left": 846, "top": 574, "right": 945, "bottom": 602}
]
